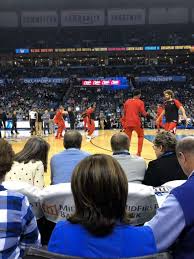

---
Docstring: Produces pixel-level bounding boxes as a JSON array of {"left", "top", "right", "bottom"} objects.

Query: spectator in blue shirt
[
  {"left": 50, "top": 130, "right": 90, "bottom": 184},
  {"left": 48, "top": 154, "right": 157, "bottom": 258},
  {"left": 0, "top": 139, "right": 40, "bottom": 258}
]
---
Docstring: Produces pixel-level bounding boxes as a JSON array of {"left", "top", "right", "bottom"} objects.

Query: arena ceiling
[{"left": 0, "top": 0, "right": 193, "bottom": 10}]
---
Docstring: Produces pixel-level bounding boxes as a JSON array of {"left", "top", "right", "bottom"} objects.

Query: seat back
[
  {"left": 130, "top": 252, "right": 172, "bottom": 258},
  {"left": 24, "top": 247, "right": 82, "bottom": 259},
  {"left": 163, "top": 180, "right": 186, "bottom": 189},
  {"left": 24, "top": 247, "right": 172, "bottom": 259},
  {"left": 127, "top": 183, "right": 158, "bottom": 225},
  {"left": 2, "top": 181, "right": 43, "bottom": 219},
  {"left": 40, "top": 183, "right": 158, "bottom": 225},
  {"left": 40, "top": 183, "right": 74, "bottom": 223}
]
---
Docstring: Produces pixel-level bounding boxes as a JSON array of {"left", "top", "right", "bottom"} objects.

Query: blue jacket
[
  {"left": 48, "top": 220, "right": 157, "bottom": 258},
  {"left": 51, "top": 148, "right": 90, "bottom": 184},
  {"left": 171, "top": 173, "right": 194, "bottom": 259}
]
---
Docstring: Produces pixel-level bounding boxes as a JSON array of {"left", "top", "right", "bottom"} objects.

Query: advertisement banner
[
  {"left": 61, "top": 9, "right": 105, "bottom": 26},
  {"left": 136, "top": 76, "right": 186, "bottom": 83},
  {"left": 40, "top": 183, "right": 158, "bottom": 225},
  {"left": 21, "top": 11, "right": 58, "bottom": 27},
  {"left": 81, "top": 77, "right": 129, "bottom": 89},
  {"left": 149, "top": 8, "right": 188, "bottom": 24},
  {"left": 21, "top": 78, "right": 66, "bottom": 84},
  {"left": 108, "top": 9, "right": 145, "bottom": 25},
  {"left": 0, "top": 12, "right": 18, "bottom": 27}
]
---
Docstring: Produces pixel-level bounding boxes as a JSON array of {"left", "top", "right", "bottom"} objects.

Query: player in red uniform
[
  {"left": 156, "top": 104, "right": 164, "bottom": 133},
  {"left": 54, "top": 106, "right": 68, "bottom": 139},
  {"left": 81, "top": 110, "right": 88, "bottom": 132},
  {"left": 156, "top": 90, "right": 187, "bottom": 134},
  {"left": 86, "top": 103, "right": 96, "bottom": 140},
  {"left": 123, "top": 89, "right": 150, "bottom": 156}
]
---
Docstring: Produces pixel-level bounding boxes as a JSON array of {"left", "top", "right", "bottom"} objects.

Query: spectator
[
  {"left": 0, "top": 139, "right": 40, "bottom": 258},
  {"left": 2, "top": 110, "right": 7, "bottom": 129},
  {"left": 145, "top": 136, "right": 194, "bottom": 258},
  {"left": 50, "top": 130, "right": 90, "bottom": 184},
  {"left": 143, "top": 131, "right": 187, "bottom": 187},
  {"left": 5, "top": 137, "right": 50, "bottom": 189},
  {"left": 36, "top": 109, "right": 43, "bottom": 136},
  {"left": 49, "top": 108, "right": 55, "bottom": 134},
  {"left": 68, "top": 107, "right": 76, "bottom": 130},
  {"left": 29, "top": 108, "right": 37, "bottom": 135},
  {"left": 42, "top": 109, "right": 50, "bottom": 135},
  {"left": 48, "top": 154, "right": 157, "bottom": 258},
  {"left": 111, "top": 133, "right": 146, "bottom": 183},
  {"left": 11, "top": 110, "right": 19, "bottom": 135}
]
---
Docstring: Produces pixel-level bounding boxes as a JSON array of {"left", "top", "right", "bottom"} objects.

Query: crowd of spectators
[{"left": 0, "top": 60, "right": 194, "bottom": 128}]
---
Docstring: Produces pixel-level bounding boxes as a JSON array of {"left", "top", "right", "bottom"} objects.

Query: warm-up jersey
[
  {"left": 86, "top": 108, "right": 95, "bottom": 121},
  {"left": 54, "top": 111, "right": 64, "bottom": 124},
  {"left": 164, "top": 99, "right": 182, "bottom": 123},
  {"left": 124, "top": 99, "right": 147, "bottom": 128},
  {"left": 157, "top": 106, "right": 163, "bottom": 118}
]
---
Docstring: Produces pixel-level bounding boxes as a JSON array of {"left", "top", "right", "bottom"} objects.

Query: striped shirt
[{"left": 0, "top": 185, "right": 40, "bottom": 259}]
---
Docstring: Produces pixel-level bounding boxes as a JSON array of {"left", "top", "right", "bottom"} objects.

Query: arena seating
[{"left": 2, "top": 181, "right": 158, "bottom": 225}]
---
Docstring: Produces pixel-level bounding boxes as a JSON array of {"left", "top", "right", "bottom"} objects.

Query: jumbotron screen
[{"left": 81, "top": 77, "right": 129, "bottom": 90}]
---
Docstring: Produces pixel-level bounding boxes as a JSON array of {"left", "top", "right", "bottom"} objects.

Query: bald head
[
  {"left": 176, "top": 137, "right": 194, "bottom": 156},
  {"left": 176, "top": 137, "right": 194, "bottom": 177},
  {"left": 64, "top": 130, "right": 82, "bottom": 149},
  {"left": 111, "top": 133, "right": 130, "bottom": 152}
]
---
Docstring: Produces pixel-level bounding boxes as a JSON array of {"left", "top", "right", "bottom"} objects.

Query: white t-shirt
[{"left": 29, "top": 111, "right": 37, "bottom": 120}]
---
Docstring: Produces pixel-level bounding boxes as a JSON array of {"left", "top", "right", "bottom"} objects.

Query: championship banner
[
  {"left": 61, "top": 9, "right": 105, "bottom": 27},
  {"left": 21, "top": 11, "right": 58, "bottom": 27},
  {"left": 0, "top": 12, "right": 18, "bottom": 27},
  {"left": 149, "top": 8, "right": 188, "bottom": 24},
  {"left": 108, "top": 9, "right": 145, "bottom": 25}
]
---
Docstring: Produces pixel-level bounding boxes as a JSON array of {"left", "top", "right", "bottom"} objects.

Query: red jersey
[
  {"left": 54, "top": 111, "right": 64, "bottom": 124},
  {"left": 124, "top": 98, "right": 147, "bottom": 127},
  {"left": 157, "top": 106, "right": 163, "bottom": 118},
  {"left": 86, "top": 108, "right": 95, "bottom": 120}
]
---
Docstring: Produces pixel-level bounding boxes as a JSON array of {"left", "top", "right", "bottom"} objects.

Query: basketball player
[
  {"left": 123, "top": 89, "right": 151, "bottom": 156},
  {"left": 81, "top": 112, "right": 88, "bottom": 131},
  {"left": 156, "top": 104, "right": 164, "bottom": 133},
  {"left": 54, "top": 106, "right": 68, "bottom": 139},
  {"left": 156, "top": 89, "right": 187, "bottom": 134},
  {"left": 86, "top": 103, "right": 96, "bottom": 140}
]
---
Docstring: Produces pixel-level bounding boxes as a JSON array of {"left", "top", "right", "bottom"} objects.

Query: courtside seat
[
  {"left": 24, "top": 247, "right": 172, "bottom": 259},
  {"left": 126, "top": 183, "right": 158, "bottom": 225},
  {"left": 40, "top": 183, "right": 158, "bottom": 225},
  {"left": 154, "top": 180, "right": 187, "bottom": 207},
  {"left": 163, "top": 180, "right": 186, "bottom": 189},
  {"left": 2, "top": 181, "right": 43, "bottom": 219},
  {"left": 40, "top": 183, "right": 74, "bottom": 223}
]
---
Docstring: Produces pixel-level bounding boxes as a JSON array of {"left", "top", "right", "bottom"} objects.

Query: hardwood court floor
[{"left": 5, "top": 129, "right": 194, "bottom": 186}]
